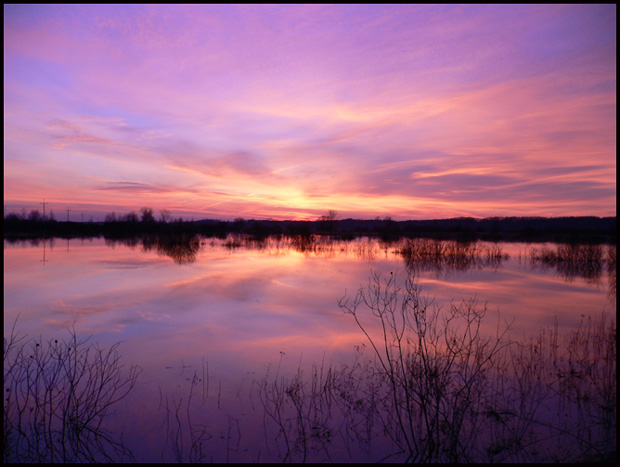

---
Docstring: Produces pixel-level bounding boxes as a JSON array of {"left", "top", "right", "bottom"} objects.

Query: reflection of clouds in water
[
  {"left": 526, "top": 243, "right": 616, "bottom": 301},
  {"left": 43, "top": 317, "right": 128, "bottom": 335},
  {"left": 96, "top": 258, "right": 168, "bottom": 269},
  {"left": 148, "top": 265, "right": 356, "bottom": 358},
  {"left": 213, "top": 275, "right": 273, "bottom": 301},
  {"left": 165, "top": 272, "right": 273, "bottom": 302},
  {"left": 211, "top": 237, "right": 613, "bottom": 299},
  {"left": 415, "top": 261, "right": 611, "bottom": 337},
  {"left": 45, "top": 297, "right": 149, "bottom": 333},
  {"left": 163, "top": 263, "right": 340, "bottom": 308},
  {"left": 50, "top": 299, "right": 111, "bottom": 316},
  {"left": 6, "top": 237, "right": 614, "bottom": 360},
  {"left": 47, "top": 299, "right": 115, "bottom": 330},
  {"left": 607, "top": 245, "right": 616, "bottom": 300}
]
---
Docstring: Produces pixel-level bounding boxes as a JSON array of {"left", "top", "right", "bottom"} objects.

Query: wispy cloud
[
  {"left": 96, "top": 181, "right": 197, "bottom": 194},
  {"left": 3, "top": 4, "right": 616, "bottom": 219}
]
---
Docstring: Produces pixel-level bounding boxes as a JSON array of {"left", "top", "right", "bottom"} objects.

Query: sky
[{"left": 3, "top": 4, "right": 616, "bottom": 221}]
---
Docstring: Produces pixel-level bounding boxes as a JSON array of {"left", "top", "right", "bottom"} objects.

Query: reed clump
[
  {"left": 3, "top": 324, "right": 141, "bottom": 463},
  {"left": 529, "top": 243, "right": 608, "bottom": 283},
  {"left": 398, "top": 238, "right": 505, "bottom": 273},
  {"left": 255, "top": 353, "right": 346, "bottom": 463}
]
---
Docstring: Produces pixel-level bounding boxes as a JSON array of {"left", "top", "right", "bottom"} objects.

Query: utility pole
[
  {"left": 66, "top": 207, "right": 71, "bottom": 222},
  {"left": 41, "top": 200, "right": 48, "bottom": 219}
]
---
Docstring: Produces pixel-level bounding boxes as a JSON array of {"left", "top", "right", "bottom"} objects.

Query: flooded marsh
[{"left": 3, "top": 235, "right": 616, "bottom": 462}]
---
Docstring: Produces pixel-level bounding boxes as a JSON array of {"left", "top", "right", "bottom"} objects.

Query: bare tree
[
  {"left": 160, "top": 209, "right": 172, "bottom": 223},
  {"left": 140, "top": 207, "right": 155, "bottom": 223}
]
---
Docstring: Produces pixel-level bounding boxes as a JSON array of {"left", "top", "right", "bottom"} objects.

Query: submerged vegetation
[
  {"left": 530, "top": 243, "right": 612, "bottom": 282},
  {"left": 398, "top": 237, "right": 506, "bottom": 273},
  {"left": 528, "top": 243, "right": 616, "bottom": 299},
  {"left": 3, "top": 323, "right": 141, "bottom": 463}
]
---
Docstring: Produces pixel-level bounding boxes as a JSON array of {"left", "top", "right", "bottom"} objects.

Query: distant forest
[{"left": 3, "top": 207, "right": 616, "bottom": 244}]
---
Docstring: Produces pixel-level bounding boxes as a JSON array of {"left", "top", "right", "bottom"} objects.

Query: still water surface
[{"left": 3, "top": 235, "right": 615, "bottom": 462}]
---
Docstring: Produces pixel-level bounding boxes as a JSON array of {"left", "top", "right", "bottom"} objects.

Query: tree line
[{"left": 3, "top": 207, "right": 616, "bottom": 243}]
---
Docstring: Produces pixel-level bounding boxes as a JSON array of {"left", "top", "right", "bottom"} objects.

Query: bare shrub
[
  {"left": 3, "top": 323, "right": 141, "bottom": 463},
  {"left": 338, "top": 270, "right": 513, "bottom": 462}
]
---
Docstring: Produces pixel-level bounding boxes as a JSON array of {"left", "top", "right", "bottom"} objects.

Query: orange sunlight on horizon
[{"left": 4, "top": 4, "right": 616, "bottom": 221}]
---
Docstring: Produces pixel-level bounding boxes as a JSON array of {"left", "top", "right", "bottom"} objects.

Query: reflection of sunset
[
  {"left": 5, "top": 236, "right": 614, "bottom": 346},
  {"left": 4, "top": 5, "right": 615, "bottom": 221}
]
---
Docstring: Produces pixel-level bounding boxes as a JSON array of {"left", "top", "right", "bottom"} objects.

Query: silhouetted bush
[{"left": 4, "top": 324, "right": 141, "bottom": 463}]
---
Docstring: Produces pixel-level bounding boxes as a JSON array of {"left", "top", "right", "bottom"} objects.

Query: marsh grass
[
  {"left": 3, "top": 322, "right": 141, "bottom": 463},
  {"left": 158, "top": 374, "right": 211, "bottom": 462},
  {"left": 486, "top": 310, "right": 616, "bottom": 462},
  {"left": 255, "top": 354, "right": 340, "bottom": 463},
  {"left": 398, "top": 238, "right": 505, "bottom": 274},
  {"left": 156, "top": 362, "right": 252, "bottom": 463},
  {"left": 529, "top": 243, "right": 609, "bottom": 284}
]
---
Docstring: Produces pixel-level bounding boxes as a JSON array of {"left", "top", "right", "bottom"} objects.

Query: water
[{"left": 3, "top": 235, "right": 616, "bottom": 462}]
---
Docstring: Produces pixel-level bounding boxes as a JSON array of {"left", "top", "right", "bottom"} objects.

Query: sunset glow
[{"left": 4, "top": 4, "right": 616, "bottom": 221}]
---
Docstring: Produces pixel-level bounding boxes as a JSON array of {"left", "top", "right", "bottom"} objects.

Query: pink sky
[{"left": 3, "top": 4, "right": 616, "bottom": 221}]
